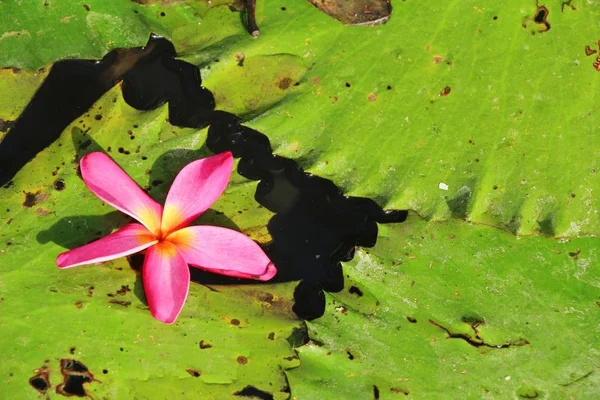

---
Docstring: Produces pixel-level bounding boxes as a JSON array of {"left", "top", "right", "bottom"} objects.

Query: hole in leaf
[
  {"left": 56, "top": 359, "right": 98, "bottom": 397},
  {"left": 53, "top": 179, "right": 66, "bottom": 191},
  {"left": 348, "top": 286, "right": 363, "bottom": 296},
  {"left": 522, "top": 4, "right": 551, "bottom": 33},
  {"left": 29, "top": 365, "right": 51, "bottom": 395},
  {"left": 373, "top": 385, "right": 380, "bottom": 399}
]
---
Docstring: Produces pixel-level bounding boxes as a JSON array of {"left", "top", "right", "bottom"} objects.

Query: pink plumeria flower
[{"left": 57, "top": 151, "right": 276, "bottom": 324}]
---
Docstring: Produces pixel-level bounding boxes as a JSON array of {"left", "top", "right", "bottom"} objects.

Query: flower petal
[
  {"left": 166, "top": 225, "right": 276, "bottom": 281},
  {"left": 202, "top": 262, "right": 277, "bottom": 281},
  {"left": 143, "top": 241, "right": 190, "bottom": 324},
  {"left": 161, "top": 151, "right": 233, "bottom": 235},
  {"left": 81, "top": 152, "right": 163, "bottom": 235},
  {"left": 57, "top": 223, "right": 157, "bottom": 268}
]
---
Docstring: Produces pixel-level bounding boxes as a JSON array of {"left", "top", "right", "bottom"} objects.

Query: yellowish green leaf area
[{"left": 1, "top": 0, "right": 600, "bottom": 398}]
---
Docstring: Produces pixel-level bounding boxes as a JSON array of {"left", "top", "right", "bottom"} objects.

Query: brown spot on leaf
[
  {"left": 60, "top": 15, "right": 75, "bottom": 23},
  {"left": 74, "top": 301, "right": 83, "bottom": 308},
  {"left": 440, "top": 86, "right": 451, "bottom": 96},
  {"left": 335, "top": 305, "right": 348, "bottom": 315},
  {"left": 390, "top": 386, "right": 410, "bottom": 395},
  {"left": 108, "top": 299, "right": 131, "bottom": 307},
  {"left": 433, "top": 55, "right": 443, "bottom": 64},
  {"left": 367, "top": 93, "right": 377, "bottom": 102},
  {"left": 22, "top": 191, "right": 49, "bottom": 208},
  {"left": 258, "top": 292, "right": 274, "bottom": 303},
  {"left": 237, "top": 356, "right": 248, "bottom": 365},
  {"left": 244, "top": 288, "right": 295, "bottom": 318},
  {"left": 585, "top": 45, "right": 597, "bottom": 56},
  {"left": 35, "top": 208, "right": 50, "bottom": 216},
  {"left": 230, "top": 318, "right": 241, "bottom": 326},
  {"left": 107, "top": 285, "right": 131, "bottom": 297},
  {"left": 186, "top": 368, "right": 201, "bottom": 377},
  {"left": 568, "top": 248, "right": 581, "bottom": 260},
  {"left": 235, "top": 52, "right": 245, "bottom": 67},
  {"left": 307, "top": 0, "right": 391, "bottom": 25},
  {"left": 278, "top": 77, "right": 293, "bottom": 90},
  {"left": 199, "top": 340, "right": 212, "bottom": 349}
]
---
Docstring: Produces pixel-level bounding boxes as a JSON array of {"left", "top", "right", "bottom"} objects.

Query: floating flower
[{"left": 57, "top": 151, "right": 276, "bottom": 323}]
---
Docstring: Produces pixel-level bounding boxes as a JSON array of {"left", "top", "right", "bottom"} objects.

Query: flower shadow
[
  {"left": 144, "top": 143, "right": 213, "bottom": 204},
  {"left": 36, "top": 211, "right": 126, "bottom": 248}
]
